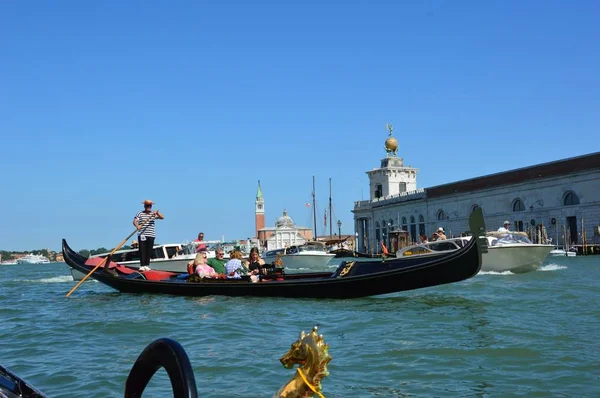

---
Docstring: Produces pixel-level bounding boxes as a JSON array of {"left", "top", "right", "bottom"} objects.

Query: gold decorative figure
[
  {"left": 384, "top": 123, "right": 398, "bottom": 157},
  {"left": 276, "top": 326, "right": 331, "bottom": 398},
  {"left": 274, "top": 253, "right": 284, "bottom": 267},
  {"left": 338, "top": 261, "right": 355, "bottom": 277}
]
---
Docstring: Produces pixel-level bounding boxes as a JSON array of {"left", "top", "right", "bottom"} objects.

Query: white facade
[
  {"left": 367, "top": 157, "right": 418, "bottom": 199},
  {"left": 263, "top": 210, "right": 309, "bottom": 251},
  {"left": 354, "top": 153, "right": 600, "bottom": 254}
]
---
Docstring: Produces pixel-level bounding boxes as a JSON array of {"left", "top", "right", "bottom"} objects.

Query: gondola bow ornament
[{"left": 276, "top": 326, "right": 331, "bottom": 398}]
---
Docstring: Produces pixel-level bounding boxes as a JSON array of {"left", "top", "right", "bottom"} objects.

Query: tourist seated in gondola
[
  {"left": 206, "top": 247, "right": 227, "bottom": 274},
  {"left": 245, "top": 247, "right": 266, "bottom": 274},
  {"left": 187, "top": 251, "right": 216, "bottom": 278},
  {"left": 225, "top": 250, "right": 247, "bottom": 280}
]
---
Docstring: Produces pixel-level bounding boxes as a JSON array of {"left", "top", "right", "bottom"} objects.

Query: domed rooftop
[{"left": 275, "top": 210, "right": 295, "bottom": 228}]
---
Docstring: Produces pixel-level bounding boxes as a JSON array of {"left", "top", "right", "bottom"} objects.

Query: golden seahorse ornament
[{"left": 275, "top": 326, "right": 331, "bottom": 398}]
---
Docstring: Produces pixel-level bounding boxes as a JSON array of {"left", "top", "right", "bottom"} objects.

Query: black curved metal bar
[{"left": 124, "top": 338, "right": 197, "bottom": 398}]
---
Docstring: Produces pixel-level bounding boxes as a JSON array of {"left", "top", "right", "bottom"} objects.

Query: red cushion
[
  {"left": 85, "top": 257, "right": 119, "bottom": 269},
  {"left": 142, "top": 270, "right": 177, "bottom": 281}
]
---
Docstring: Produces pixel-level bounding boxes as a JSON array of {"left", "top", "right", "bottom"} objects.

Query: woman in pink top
[{"left": 188, "top": 252, "right": 216, "bottom": 278}]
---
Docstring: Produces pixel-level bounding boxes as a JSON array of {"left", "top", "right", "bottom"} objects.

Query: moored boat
[
  {"left": 62, "top": 209, "right": 486, "bottom": 299},
  {"left": 548, "top": 248, "right": 577, "bottom": 257},
  {"left": 262, "top": 241, "right": 336, "bottom": 272}
]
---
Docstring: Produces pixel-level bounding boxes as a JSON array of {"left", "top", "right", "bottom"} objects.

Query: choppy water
[{"left": 1, "top": 256, "right": 599, "bottom": 397}]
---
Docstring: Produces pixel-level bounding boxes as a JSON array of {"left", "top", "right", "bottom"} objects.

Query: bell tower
[
  {"left": 366, "top": 124, "right": 418, "bottom": 200},
  {"left": 255, "top": 180, "right": 265, "bottom": 238}
]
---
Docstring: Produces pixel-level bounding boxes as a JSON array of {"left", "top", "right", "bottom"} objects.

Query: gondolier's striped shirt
[{"left": 135, "top": 211, "right": 156, "bottom": 238}]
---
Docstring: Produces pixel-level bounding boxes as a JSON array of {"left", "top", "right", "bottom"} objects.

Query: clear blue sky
[{"left": 1, "top": 0, "right": 598, "bottom": 252}]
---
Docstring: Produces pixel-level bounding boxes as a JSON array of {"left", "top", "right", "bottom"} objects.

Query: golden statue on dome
[{"left": 384, "top": 123, "right": 398, "bottom": 157}]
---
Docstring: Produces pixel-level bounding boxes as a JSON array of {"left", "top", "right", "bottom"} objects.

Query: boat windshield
[
  {"left": 179, "top": 242, "right": 197, "bottom": 255},
  {"left": 298, "top": 244, "right": 328, "bottom": 253},
  {"left": 487, "top": 233, "right": 533, "bottom": 246}
]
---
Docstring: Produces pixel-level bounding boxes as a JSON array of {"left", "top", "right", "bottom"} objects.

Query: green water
[{"left": 1, "top": 256, "right": 599, "bottom": 397}]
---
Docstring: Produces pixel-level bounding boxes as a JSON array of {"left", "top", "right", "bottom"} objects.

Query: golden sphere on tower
[{"left": 385, "top": 137, "right": 398, "bottom": 152}]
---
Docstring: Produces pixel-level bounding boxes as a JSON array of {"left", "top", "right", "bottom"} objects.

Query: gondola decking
[{"left": 63, "top": 209, "right": 486, "bottom": 299}]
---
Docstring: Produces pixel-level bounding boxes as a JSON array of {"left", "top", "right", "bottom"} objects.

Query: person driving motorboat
[{"left": 497, "top": 220, "right": 511, "bottom": 233}]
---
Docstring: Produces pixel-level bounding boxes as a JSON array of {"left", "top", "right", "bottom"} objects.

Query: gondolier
[{"left": 134, "top": 199, "right": 164, "bottom": 271}]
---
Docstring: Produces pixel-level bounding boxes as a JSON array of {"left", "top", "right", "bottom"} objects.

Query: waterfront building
[
  {"left": 353, "top": 130, "right": 600, "bottom": 254},
  {"left": 254, "top": 182, "right": 313, "bottom": 250}
]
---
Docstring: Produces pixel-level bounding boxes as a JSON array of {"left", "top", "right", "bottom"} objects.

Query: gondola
[
  {"left": 0, "top": 365, "right": 47, "bottom": 398},
  {"left": 63, "top": 209, "right": 486, "bottom": 299}
]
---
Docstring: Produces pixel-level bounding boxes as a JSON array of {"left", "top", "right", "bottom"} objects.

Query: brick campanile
[{"left": 255, "top": 180, "right": 265, "bottom": 238}]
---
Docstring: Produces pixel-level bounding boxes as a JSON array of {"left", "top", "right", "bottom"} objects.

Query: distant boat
[
  {"left": 262, "top": 176, "right": 335, "bottom": 271},
  {"left": 0, "top": 259, "right": 18, "bottom": 265},
  {"left": 548, "top": 223, "right": 577, "bottom": 256},
  {"left": 16, "top": 254, "right": 51, "bottom": 264},
  {"left": 548, "top": 248, "right": 577, "bottom": 257}
]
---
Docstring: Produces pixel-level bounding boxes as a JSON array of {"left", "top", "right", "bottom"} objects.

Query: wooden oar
[{"left": 66, "top": 215, "right": 156, "bottom": 297}]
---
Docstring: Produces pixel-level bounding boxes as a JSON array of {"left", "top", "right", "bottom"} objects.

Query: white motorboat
[
  {"left": 68, "top": 241, "right": 217, "bottom": 281},
  {"left": 396, "top": 232, "right": 553, "bottom": 273},
  {"left": 548, "top": 248, "right": 577, "bottom": 257},
  {"left": 262, "top": 242, "right": 336, "bottom": 272},
  {"left": 16, "top": 254, "right": 51, "bottom": 264}
]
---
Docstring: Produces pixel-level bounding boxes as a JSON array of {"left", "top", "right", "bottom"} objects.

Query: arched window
[
  {"left": 471, "top": 204, "right": 480, "bottom": 212},
  {"left": 401, "top": 217, "right": 407, "bottom": 233},
  {"left": 418, "top": 214, "right": 425, "bottom": 236},
  {"left": 381, "top": 219, "right": 387, "bottom": 246},
  {"left": 437, "top": 210, "right": 446, "bottom": 220},
  {"left": 375, "top": 221, "right": 380, "bottom": 241},
  {"left": 512, "top": 199, "right": 525, "bottom": 212},
  {"left": 563, "top": 191, "right": 580, "bottom": 206}
]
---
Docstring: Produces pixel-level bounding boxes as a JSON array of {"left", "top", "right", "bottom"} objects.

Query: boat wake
[
  {"left": 478, "top": 270, "right": 514, "bottom": 276},
  {"left": 17, "top": 275, "right": 88, "bottom": 283},
  {"left": 538, "top": 264, "right": 567, "bottom": 272}
]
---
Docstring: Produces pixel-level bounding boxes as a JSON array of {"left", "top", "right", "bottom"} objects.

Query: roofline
[{"left": 427, "top": 152, "right": 600, "bottom": 198}]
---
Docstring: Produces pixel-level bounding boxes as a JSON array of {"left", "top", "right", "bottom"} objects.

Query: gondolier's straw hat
[
  {"left": 437, "top": 227, "right": 444, "bottom": 232},
  {"left": 142, "top": 199, "right": 154, "bottom": 205}
]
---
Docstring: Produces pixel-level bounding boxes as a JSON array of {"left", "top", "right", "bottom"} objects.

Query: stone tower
[
  {"left": 366, "top": 125, "right": 418, "bottom": 200},
  {"left": 255, "top": 180, "right": 265, "bottom": 238}
]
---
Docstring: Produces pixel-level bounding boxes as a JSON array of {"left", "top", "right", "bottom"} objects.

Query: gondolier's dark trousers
[{"left": 138, "top": 236, "right": 155, "bottom": 267}]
